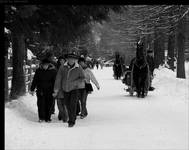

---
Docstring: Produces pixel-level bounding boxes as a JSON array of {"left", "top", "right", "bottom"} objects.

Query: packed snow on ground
[{"left": 5, "top": 62, "right": 189, "bottom": 150}]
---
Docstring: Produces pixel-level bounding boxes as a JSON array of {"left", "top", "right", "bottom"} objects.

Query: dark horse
[{"left": 131, "top": 42, "right": 149, "bottom": 98}]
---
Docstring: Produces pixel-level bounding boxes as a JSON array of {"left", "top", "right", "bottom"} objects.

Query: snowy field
[{"left": 5, "top": 62, "right": 189, "bottom": 150}]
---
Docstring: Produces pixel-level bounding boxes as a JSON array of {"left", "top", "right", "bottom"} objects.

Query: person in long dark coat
[{"left": 30, "top": 58, "right": 57, "bottom": 122}]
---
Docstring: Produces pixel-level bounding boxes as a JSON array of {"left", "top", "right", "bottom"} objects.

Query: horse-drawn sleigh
[
  {"left": 122, "top": 41, "right": 154, "bottom": 98},
  {"left": 122, "top": 65, "right": 151, "bottom": 97}
]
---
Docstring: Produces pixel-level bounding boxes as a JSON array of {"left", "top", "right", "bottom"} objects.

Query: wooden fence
[{"left": 7, "top": 61, "right": 39, "bottom": 95}]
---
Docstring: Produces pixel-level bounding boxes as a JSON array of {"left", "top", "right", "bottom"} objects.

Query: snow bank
[
  {"left": 154, "top": 66, "right": 176, "bottom": 79},
  {"left": 152, "top": 62, "right": 189, "bottom": 102},
  {"left": 154, "top": 61, "right": 189, "bottom": 79}
]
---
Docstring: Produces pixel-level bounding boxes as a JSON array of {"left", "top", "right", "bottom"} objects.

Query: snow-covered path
[{"left": 5, "top": 64, "right": 189, "bottom": 150}]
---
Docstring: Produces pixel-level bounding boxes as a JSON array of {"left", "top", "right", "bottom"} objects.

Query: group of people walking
[
  {"left": 86, "top": 58, "right": 104, "bottom": 70},
  {"left": 30, "top": 52, "right": 100, "bottom": 127}
]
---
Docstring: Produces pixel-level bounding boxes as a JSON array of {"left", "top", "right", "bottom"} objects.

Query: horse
[{"left": 131, "top": 42, "right": 150, "bottom": 98}]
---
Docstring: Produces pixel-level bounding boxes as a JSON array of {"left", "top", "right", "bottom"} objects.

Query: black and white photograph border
[{"left": 3, "top": 4, "right": 189, "bottom": 150}]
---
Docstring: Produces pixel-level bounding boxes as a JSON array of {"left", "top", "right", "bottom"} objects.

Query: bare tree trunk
[
  {"left": 167, "top": 33, "right": 175, "bottom": 71},
  {"left": 10, "top": 31, "right": 26, "bottom": 99},
  {"left": 167, "top": 9, "right": 176, "bottom": 71},
  {"left": 176, "top": 17, "right": 186, "bottom": 79},
  {"left": 154, "top": 30, "right": 165, "bottom": 68}
]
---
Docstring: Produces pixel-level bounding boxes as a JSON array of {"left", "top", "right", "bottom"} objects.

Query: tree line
[
  {"left": 95, "top": 5, "right": 189, "bottom": 78},
  {"left": 4, "top": 5, "right": 124, "bottom": 101},
  {"left": 4, "top": 5, "right": 188, "bottom": 102}
]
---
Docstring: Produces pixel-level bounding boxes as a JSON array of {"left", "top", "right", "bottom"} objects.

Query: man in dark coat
[
  {"left": 146, "top": 50, "right": 155, "bottom": 91},
  {"left": 30, "top": 58, "right": 57, "bottom": 122}
]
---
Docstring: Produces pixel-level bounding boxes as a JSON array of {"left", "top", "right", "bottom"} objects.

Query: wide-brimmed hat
[{"left": 65, "top": 53, "right": 79, "bottom": 59}]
